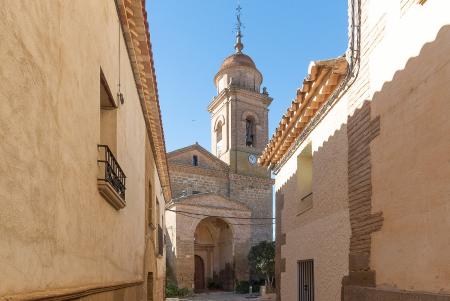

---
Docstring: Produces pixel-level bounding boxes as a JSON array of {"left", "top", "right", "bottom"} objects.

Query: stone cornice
[
  {"left": 116, "top": 0, "right": 172, "bottom": 202},
  {"left": 208, "top": 87, "right": 272, "bottom": 113}
]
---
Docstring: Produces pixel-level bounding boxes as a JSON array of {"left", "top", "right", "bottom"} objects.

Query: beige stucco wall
[
  {"left": 369, "top": 16, "right": 450, "bottom": 296},
  {"left": 347, "top": 0, "right": 450, "bottom": 294},
  {"left": 276, "top": 96, "right": 350, "bottom": 301},
  {"left": 145, "top": 136, "right": 168, "bottom": 301},
  {"left": 0, "top": 0, "right": 154, "bottom": 297}
]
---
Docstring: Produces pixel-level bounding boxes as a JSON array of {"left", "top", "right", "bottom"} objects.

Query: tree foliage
[{"left": 248, "top": 240, "right": 275, "bottom": 290}]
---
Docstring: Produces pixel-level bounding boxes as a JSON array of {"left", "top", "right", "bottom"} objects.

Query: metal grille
[{"left": 298, "top": 259, "right": 314, "bottom": 301}]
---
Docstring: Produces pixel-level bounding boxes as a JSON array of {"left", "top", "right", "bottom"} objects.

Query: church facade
[{"left": 166, "top": 31, "right": 274, "bottom": 291}]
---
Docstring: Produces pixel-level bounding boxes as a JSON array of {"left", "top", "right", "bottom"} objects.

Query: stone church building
[{"left": 166, "top": 30, "right": 274, "bottom": 291}]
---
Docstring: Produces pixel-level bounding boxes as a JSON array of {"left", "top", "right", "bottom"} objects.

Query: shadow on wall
[
  {"left": 275, "top": 24, "right": 450, "bottom": 301},
  {"left": 165, "top": 227, "right": 177, "bottom": 285},
  {"left": 346, "top": 24, "right": 450, "bottom": 295}
]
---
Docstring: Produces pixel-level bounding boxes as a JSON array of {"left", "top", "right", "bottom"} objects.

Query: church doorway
[
  {"left": 194, "top": 217, "right": 234, "bottom": 291},
  {"left": 194, "top": 255, "right": 205, "bottom": 290}
]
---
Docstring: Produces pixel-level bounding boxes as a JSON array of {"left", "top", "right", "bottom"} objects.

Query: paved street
[{"left": 167, "top": 292, "right": 275, "bottom": 301}]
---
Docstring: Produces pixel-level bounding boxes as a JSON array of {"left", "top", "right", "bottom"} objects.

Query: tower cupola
[{"left": 214, "top": 7, "right": 262, "bottom": 94}]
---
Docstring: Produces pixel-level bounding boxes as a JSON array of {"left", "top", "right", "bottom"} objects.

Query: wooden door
[{"left": 194, "top": 255, "right": 205, "bottom": 290}]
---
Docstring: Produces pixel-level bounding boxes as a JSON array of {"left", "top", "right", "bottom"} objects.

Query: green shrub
[
  {"left": 235, "top": 280, "right": 250, "bottom": 294},
  {"left": 207, "top": 279, "right": 223, "bottom": 290},
  {"left": 165, "top": 282, "right": 178, "bottom": 297},
  {"left": 177, "top": 287, "right": 190, "bottom": 297}
]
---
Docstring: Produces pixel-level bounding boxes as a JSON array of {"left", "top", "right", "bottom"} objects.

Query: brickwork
[
  {"left": 269, "top": 2, "right": 450, "bottom": 301},
  {"left": 170, "top": 168, "right": 229, "bottom": 199},
  {"left": 343, "top": 101, "right": 382, "bottom": 288},
  {"left": 167, "top": 144, "right": 273, "bottom": 290}
]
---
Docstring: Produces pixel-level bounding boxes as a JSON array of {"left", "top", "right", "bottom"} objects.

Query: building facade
[
  {"left": 166, "top": 32, "right": 273, "bottom": 291},
  {"left": 0, "top": 1, "right": 171, "bottom": 300},
  {"left": 259, "top": 0, "right": 450, "bottom": 300}
]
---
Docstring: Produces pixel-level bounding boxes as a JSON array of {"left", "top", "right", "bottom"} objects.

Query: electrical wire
[
  {"left": 175, "top": 211, "right": 275, "bottom": 227},
  {"left": 166, "top": 208, "right": 274, "bottom": 220}
]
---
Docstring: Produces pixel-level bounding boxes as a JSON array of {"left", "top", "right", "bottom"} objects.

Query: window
[
  {"left": 245, "top": 117, "right": 255, "bottom": 147},
  {"left": 298, "top": 259, "right": 314, "bottom": 301},
  {"left": 158, "top": 225, "right": 164, "bottom": 256},
  {"left": 192, "top": 190, "right": 201, "bottom": 195},
  {"left": 97, "top": 70, "right": 126, "bottom": 210},
  {"left": 192, "top": 155, "right": 198, "bottom": 166},
  {"left": 100, "top": 70, "right": 118, "bottom": 154},
  {"left": 216, "top": 121, "right": 223, "bottom": 156},
  {"left": 156, "top": 199, "right": 160, "bottom": 225},
  {"left": 148, "top": 181, "right": 154, "bottom": 227},
  {"left": 297, "top": 143, "right": 312, "bottom": 214}
]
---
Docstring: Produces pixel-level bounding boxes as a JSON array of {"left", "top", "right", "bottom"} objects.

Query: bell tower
[{"left": 207, "top": 6, "right": 272, "bottom": 178}]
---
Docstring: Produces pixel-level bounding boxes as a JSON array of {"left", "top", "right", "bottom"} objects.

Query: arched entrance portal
[{"left": 194, "top": 217, "right": 234, "bottom": 291}]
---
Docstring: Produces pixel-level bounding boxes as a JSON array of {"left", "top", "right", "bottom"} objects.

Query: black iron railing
[{"left": 98, "top": 145, "right": 126, "bottom": 200}]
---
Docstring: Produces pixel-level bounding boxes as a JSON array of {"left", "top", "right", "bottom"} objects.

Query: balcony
[{"left": 97, "top": 145, "right": 126, "bottom": 210}]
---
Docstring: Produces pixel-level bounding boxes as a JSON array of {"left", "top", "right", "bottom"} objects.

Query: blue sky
[{"left": 147, "top": 1, "right": 348, "bottom": 152}]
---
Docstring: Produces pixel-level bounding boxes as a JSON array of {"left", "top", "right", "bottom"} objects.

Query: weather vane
[
  {"left": 234, "top": 2, "right": 244, "bottom": 53},
  {"left": 236, "top": 4, "right": 243, "bottom": 34}
]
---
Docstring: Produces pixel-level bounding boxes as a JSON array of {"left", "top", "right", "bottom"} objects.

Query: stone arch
[
  {"left": 194, "top": 217, "right": 234, "bottom": 291},
  {"left": 214, "top": 115, "right": 226, "bottom": 156},
  {"left": 214, "top": 115, "right": 226, "bottom": 131},
  {"left": 241, "top": 110, "right": 260, "bottom": 125}
]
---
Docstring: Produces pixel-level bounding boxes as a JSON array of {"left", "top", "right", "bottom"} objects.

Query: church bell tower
[{"left": 207, "top": 6, "right": 272, "bottom": 178}]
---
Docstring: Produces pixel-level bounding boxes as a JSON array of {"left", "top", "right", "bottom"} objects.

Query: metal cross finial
[{"left": 234, "top": 3, "right": 244, "bottom": 53}]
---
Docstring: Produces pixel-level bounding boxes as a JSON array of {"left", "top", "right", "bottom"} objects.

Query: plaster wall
[
  {"left": 145, "top": 137, "right": 168, "bottom": 301},
  {"left": 345, "top": 0, "right": 450, "bottom": 294},
  {"left": 276, "top": 96, "right": 350, "bottom": 301},
  {"left": 0, "top": 0, "right": 149, "bottom": 297},
  {"left": 370, "top": 24, "right": 450, "bottom": 294}
]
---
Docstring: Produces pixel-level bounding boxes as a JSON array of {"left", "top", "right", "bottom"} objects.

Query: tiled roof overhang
[
  {"left": 259, "top": 57, "right": 348, "bottom": 167},
  {"left": 116, "top": 0, "right": 172, "bottom": 201}
]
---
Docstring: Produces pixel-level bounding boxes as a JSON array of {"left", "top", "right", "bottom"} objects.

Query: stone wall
[
  {"left": 172, "top": 201, "right": 252, "bottom": 289},
  {"left": 170, "top": 167, "right": 229, "bottom": 199}
]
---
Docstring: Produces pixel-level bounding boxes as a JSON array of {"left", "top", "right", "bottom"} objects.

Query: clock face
[{"left": 248, "top": 154, "right": 257, "bottom": 165}]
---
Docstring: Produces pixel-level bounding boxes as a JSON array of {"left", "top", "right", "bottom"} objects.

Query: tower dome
[{"left": 214, "top": 23, "right": 263, "bottom": 94}]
